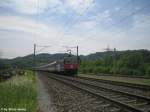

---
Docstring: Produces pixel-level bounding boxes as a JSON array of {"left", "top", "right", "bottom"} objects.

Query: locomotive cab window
[
  {"left": 64, "top": 58, "right": 71, "bottom": 64},
  {"left": 64, "top": 57, "right": 78, "bottom": 64}
]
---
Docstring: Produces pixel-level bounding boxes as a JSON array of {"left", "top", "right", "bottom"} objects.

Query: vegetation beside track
[
  {"left": 0, "top": 70, "right": 37, "bottom": 112},
  {"left": 79, "top": 50, "right": 150, "bottom": 78},
  {"left": 79, "top": 74, "right": 150, "bottom": 86}
]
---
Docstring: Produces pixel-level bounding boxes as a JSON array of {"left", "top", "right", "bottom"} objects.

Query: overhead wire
[
  {"left": 46, "top": 0, "right": 96, "bottom": 54},
  {"left": 106, "top": 1, "right": 150, "bottom": 31},
  {"left": 34, "top": 0, "right": 51, "bottom": 54},
  {"left": 57, "top": 0, "right": 127, "bottom": 52},
  {"left": 75, "top": 0, "right": 134, "bottom": 49},
  {"left": 106, "top": 0, "right": 133, "bottom": 22},
  {"left": 56, "top": 0, "right": 96, "bottom": 46},
  {"left": 34, "top": 0, "right": 40, "bottom": 45},
  {"left": 57, "top": 0, "right": 126, "bottom": 46},
  {"left": 35, "top": 0, "right": 150, "bottom": 53},
  {"left": 35, "top": 46, "right": 50, "bottom": 54},
  {"left": 80, "top": 0, "right": 150, "bottom": 46}
]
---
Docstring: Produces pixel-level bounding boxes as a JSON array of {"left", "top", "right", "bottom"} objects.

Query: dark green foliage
[
  {"left": 0, "top": 49, "right": 150, "bottom": 77},
  {"left": 0, "top": 60, "right": 11, "bottom": 71},
  {"left": 7, "top": 53, "right": 68, "bottom": 69},
  {"left": 117, "top": 52, "right": 143, "bottom": 69},
  {"left": 79, "top": 50, "right": 150, "bottom": 77},
  {"left": 146, "top": 66, "right": 150, "bottom": 76}
]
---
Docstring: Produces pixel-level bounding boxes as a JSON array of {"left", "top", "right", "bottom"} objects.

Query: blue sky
[{"left": 0, "top": 0, "right": 150, "bottom": 58}]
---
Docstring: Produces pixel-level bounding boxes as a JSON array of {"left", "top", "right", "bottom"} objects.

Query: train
[{"left": 36, "top": 55, "right": 80, "bottom": 76}]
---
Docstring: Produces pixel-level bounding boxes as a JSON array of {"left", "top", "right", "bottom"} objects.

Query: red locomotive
[{"left": 36, "top": 55, "right": 80, "bottom": 76}]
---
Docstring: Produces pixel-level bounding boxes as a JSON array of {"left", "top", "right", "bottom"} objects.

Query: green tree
[{"left": 118, "top": 52, "right": 143, "bottom": 69}]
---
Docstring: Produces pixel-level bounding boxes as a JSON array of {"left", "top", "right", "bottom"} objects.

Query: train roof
[
  {"left": 36, "top": 59, "right": 64, "bottom": 69},
  {"left": 36, "top": 61, "right": 57, "bottom": 69}
]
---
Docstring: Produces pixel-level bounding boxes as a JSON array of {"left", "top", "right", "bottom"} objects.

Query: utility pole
[
  {"left": 113, "top": 48, "right": 117, "bottom": 75},
  {"left": 33, "top": 44, "right": 36, "bottom": 71},
  {"left": 33, "top": 44, "right": 51, "bottom": 71},
  {"left": 77, "top": 46, "right": 79, "bottom": 64}
]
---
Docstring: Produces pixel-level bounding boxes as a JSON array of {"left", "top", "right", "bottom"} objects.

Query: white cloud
[
  {"left": 114, "top": 7, "right": 121, "bottom": 11},
  {"left": 0, "top": 15, "right": 82, "bottom": 58},
  {"left": 70, "top": 10, "right": 112, "bottom": 33},
  {"left": 0, "top": 12, "right": 150, "bottom": 58},
  {"left": 89, "top": 10, "right": 112, "bottom": 25},
  {"left": 0, "top": 15, "right": 61, "bottom": 39},
  {"left": 14, "top": 0, "right": 40, "bottom": 14},
  {"left": 73, "top": 20, "right": 97, "bottom": 31},
  {"left": 0, "top": 0, "right": 41, "bottom": 14},
  {"left": 132, "top": 14, "right": 150, "bottom": 32},
  {"left": 69, "top": 13, "right": 150, "bottom": 52},
  {"left": 0, "top": 0, "right": 62, "bottom": 14},
  {"left": 0, "top": 0, "right": 94, "bottom": 15},
  {"left": 0, "top": 30, "right": 34, "bottom": 58},
  {"left": 65, "top": 0, "right": 95, "bottom": 14}
]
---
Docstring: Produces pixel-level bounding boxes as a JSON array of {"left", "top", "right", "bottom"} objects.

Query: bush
[
  {"left": 79, "top": 68, "right": 87, "bottom": 73},
  {"left": 131, "top": 69, "right": 142, "bottom": 76},
  {"left": 118, "top": 67, "right": 141, "bottom": 76},
  {"left": 15, "top": 69, "right": 25, "bottom": 76},
  {"left": 88, "top": 67, "right": 93, "bottom": 73},
  {"left": 93, "top": 67, "right": 98, "bottom": 74},
  {"left": 92, "top": 66, "right": 110, "bottom": 74},
  {"left": 119, "top": 67, "right": 132, "bottom": 75},
  {"left": 146, "top": 67, "right": 150, "bottom": 77},
  {"left": 79, "top": 50, "right": 150, "bottom": 77},
  {"left": 110, "top": 67, "right": 120, "bottom": 74}
]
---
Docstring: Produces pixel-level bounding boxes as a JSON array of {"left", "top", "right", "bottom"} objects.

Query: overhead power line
[
  {"left": 108, "top": 0, "right": 133, "bottom": 20},
  {"left": 108, "top": 2, "right": 150, "bottom": 30},
  {"left": 35, "top": 45, "right": 51, "bottom": 54},
  {"left": 80, "top": 1, "right": 150, "bottom": 45},
  {"left": 56, "top": 0, "right": 96, "bottom": 45}
]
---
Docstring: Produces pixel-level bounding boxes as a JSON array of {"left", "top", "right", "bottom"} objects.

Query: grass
[
  {"left": 0, "top": 70, "right": 37, "bottom": 112},
  {"left": 79, "top": 74, "right": 150, "bottom": 86}
]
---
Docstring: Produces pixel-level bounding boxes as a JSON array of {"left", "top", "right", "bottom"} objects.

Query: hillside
[
  {"left": 0, "top": 50, "right": 150, "bottom": 71},
  {"left": 5, "top": 51, "right": 119, "bottom": 68},
  {"left": 9, "top": 53, "right": 68, "bottom": 69}
]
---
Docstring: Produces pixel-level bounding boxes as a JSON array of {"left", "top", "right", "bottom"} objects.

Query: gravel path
[
  {"left": 38, "top": 72, "right": 120, "bottom": 112},
  {"left": 37, "top": 73, "right": 56, "bottom": 112}
]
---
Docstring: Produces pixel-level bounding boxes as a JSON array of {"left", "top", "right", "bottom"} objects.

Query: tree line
[
  {"left": 0, "top": 50, "right": 150, "bottom": 78},
  {"left": 79, "top": 50, "right": 150, "bottom": 77}
]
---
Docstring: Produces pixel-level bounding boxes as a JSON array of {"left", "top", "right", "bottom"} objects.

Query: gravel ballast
[{"left": 38, "top": 72, "right": 120, "bottom": 112}]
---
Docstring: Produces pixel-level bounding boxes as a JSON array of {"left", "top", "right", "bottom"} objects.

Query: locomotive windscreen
[{"left": 64, "top": 57, "right": 78, "bottom": 64}]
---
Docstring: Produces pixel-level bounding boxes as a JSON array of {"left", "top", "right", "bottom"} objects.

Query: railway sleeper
[
  {"left": 115, "top": 97, "right": 130, "bottom": 101},
  {"left": 93, "top": 101, "right": 121, "bottom": 112},
  {"left": 93, "top": 101, "right": 104, "bottom": 104},
  {"left": 98, "top": 106, "right": 120, "bottom": 112},
  {"left": 87, "top": 98, "right": 98, "bottom": 102},
  {"left": 98, "top": 103, "right": 111, "bottom": 108},
  {"left": 107, "top": 93, "right": 117, "bottom": 96},
  {"left": 109, "top": 107, "right": 121, "bottom": 112},
  {"left": 123, "top": 99, "right": 137, "bottom": 103},
  {"left": 134, "top": 102, "right": 148, "bottom": 107},
  {"left": 110, "top": 95, "right": 122, "bottom": 98}
]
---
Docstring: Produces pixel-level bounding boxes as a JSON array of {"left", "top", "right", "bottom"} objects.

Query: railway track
[
  {"left": 78, "top": 76, "right": 150, "bottom": 91},
  {"left": 77, "top": 76, "right": 150, "bottom": 99},
  {"left": 48, "top": 74, "right": 150, "bottom": 112}
]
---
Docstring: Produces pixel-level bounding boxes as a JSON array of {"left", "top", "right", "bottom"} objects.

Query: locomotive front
[{"left": 63, "top": 56, "right": 79, "bottom": 75}]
